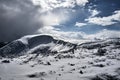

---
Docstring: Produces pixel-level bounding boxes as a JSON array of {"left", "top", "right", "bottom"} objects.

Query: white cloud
[
  {"left": 85, "top": 29, "right": 120, "bottom": 40},
  {"left": 76, "top": 0, "right": 88, "bottom": 6},
  {"left": 75, "top": 22, "right": 87, "bottom": 27},
  {"left": 32, "top": 0, "right": 89, "bottom": 12},
  {"left": 86, "top": 10, "right": 120, "bottom": 26},
  {"left": 39, "top": 11, "right": 69, "bottom": 26},
  {"left": 32, "top": 0, "right": 87, "bottom": 27},
  {"left": 32, "top": 0, "right": 75, "bottom": 12},
  {"left": 89, "top": 9, "right": 100, "bottom": 17},
  {"left": 32, "top": 0, "right": 91, "bottom": 28},
  {"left": 32, "top": 0, "right": 120, "bottom": 42},
  {"left": 37, "top": 26, "right": 86, "bottom": 41},
  {"left": 38, "top": 26, "right": 120, "bottom": 42}
]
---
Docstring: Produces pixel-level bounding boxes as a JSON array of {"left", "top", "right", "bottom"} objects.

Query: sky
[{"left": 0, "top": 0, "right": 120, "bottom": 42}]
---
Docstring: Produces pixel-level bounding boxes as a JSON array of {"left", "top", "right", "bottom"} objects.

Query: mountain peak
[{"left": 28, "top": 35, "right": 54, "bottom": 48}]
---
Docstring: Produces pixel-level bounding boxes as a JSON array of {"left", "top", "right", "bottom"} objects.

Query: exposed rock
[
  {"left": 1, "top": 60, "right": 10, "bottom": 63},
  {"left": 91, "top": 74, "right": 119, "bottom": 80},
  {"left": 27, "top": 72, "right": 47, "bottom": 78},
  {"left": 79, "top": 70, "right": 83, "bottom": 74},
  {"left": 68, "top": 63, "right": 75, "bottom": 66},
  {"left": 93, "top": 64, "right": 105, "bottom": 67}
]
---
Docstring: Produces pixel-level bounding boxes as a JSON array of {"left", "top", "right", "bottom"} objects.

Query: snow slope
[
  {"left": 0, "top": 35, "right": 120, "bottom": 80},
  {"left": 0, "top": 35, "right": 76, "bottom": 58}
]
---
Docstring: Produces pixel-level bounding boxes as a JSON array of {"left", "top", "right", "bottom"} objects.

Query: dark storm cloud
[{"left": 0, "top": 0, "right": 43, "bottom": 42}]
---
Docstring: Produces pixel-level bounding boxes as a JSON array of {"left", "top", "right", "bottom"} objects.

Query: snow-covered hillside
[
  {"left": 0, "top": 35, "right": 120, "bottom": 80},
  {"left": 0, "top": 35, "right": 76, "bottom": 58}
]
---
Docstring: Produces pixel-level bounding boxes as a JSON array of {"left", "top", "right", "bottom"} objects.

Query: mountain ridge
[
  {"left": 0, "top": 34, "right": 120, "bottom": 58},
  {"left": 0, "top": 35, "right": 77, "bottom": 58}
]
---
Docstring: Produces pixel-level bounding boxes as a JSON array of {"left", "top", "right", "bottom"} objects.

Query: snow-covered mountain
[
  {"left": 0, "top": 42, "right": 8, "bottom": 48},
  {"left": 0, "top": 35, "right": 120, "bottom": 58},
  {"left": 0, "top": 35, "right": 76, "bottom": 58},
  {"left": 0, "top": 35, "right": 120, "bottom": 80}
]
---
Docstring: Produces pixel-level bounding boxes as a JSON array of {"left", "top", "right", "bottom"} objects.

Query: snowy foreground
[{"left": 0, "top": 35, "right": 120, "bottom": 80}]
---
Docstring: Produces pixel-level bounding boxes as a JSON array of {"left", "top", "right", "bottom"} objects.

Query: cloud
[
  {"left": 76, "top": 0, "right": 89, "bottom": 6},
  {"left": 38, "top": 26, "right": 120, "bottom": 42},
  {"left": 89, "top": 9, "right": 100, "bottom": 17},
  {"left": 40, "top": 10, "right": 69, "bottom": 26},
  {"left": 0, "top": 0, "right": 43, "bottom": 41},
  {"left": 0, "top": 0, "right": 89, "bottom": 42},
  {"left": 32, "top": 0, "right": 75, "bottom": 12},
  {"left": 37, "top": 26, "right": 86, "bottom": 40},
  {"left": 85, "top": 29, "right": 120, "bottom": 40},
  {"left": 35, "top": 1, "right": 120, "bottom": 41},
  {"left": 86, "top": 10, "right": 120, "bottom": 26},
  {"left": 2, "top": 0, "right": 119, "bottom": 42},
  {"left": 75, "top": 22, "right": 87, "bottom": 27},
  {"left": 32, "top": 0, "right": 89, "bottom": 12}
]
